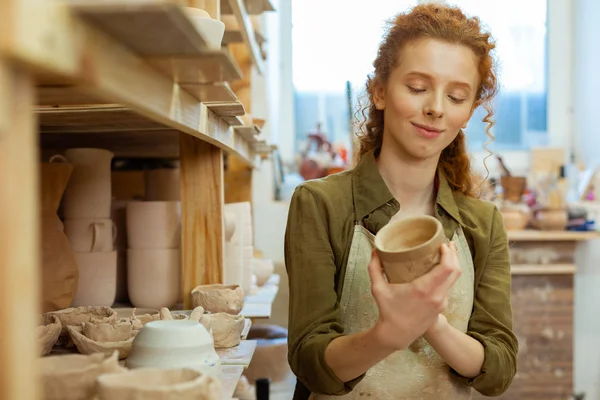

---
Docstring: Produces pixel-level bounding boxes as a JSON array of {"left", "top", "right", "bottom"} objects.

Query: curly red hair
[{"left": 356, "top": 3, "right": 498, "bottom": 197}]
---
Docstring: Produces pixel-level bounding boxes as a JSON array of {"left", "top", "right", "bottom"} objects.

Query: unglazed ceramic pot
[
  {"left": 37, "top": 314, "right": 62, "bottom": 356},
  {"left": 191, "top": 284, "right": 245, "bottom": 315},
  {"left": 126, "top": 201, "right": 181, "bottom": 249},
  {"left": 374, "top": 215, "right": 447, "bottom": 284},
  {"left": 97, "top": 368, "right": 221, "bottom": 400},
  {"left": 71, "top": 251, "right": 117, "bottom": 307},
  {"left": 39, "top": 351, "right": 123, "bottom": 400},
  {"left": 533, "top": 208, "right": 568, "bottom": 231},
  {"left": 201, "top": 312, "right": 245, "bottom": 349},
  {"left": 125, "top": 320, "right": 221, "bottom": 380},
  {"left": 127, "top": 248, "right": 181, "bottom": 309}
]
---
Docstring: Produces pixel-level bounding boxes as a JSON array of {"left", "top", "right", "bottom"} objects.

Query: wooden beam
[
  {"left": 179, "top": 135, "right": 224, "bottom": 308},
  {"left": 0, "top": 60, "right": 41, "bottom": 400}
]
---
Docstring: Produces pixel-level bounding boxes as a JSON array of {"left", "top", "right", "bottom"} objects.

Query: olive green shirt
[{"left": 284, "top": 150, "right": 518, "bottom": 399}]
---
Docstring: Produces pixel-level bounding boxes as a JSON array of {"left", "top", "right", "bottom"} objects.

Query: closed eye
[
  {"left": 407, "top": 86, "right": 426, "bottom": 93},
  {"left": 448, "top": 95, "right": 466, "bottom": 103}
]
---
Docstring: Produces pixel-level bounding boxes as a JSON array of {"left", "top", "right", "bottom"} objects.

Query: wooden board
[
  {"left": 511, "top": 264, "right": 576, "bottom": 275},
  {"left": 221, "top": 365, "right": 244, "bottom": 399},
  {"left": 221, "top": 0, "right": 274, "bottom": 14},
  {"left": 225, "top": 0, "right": 265, "bottom": 74},
  {"left": 180, "top": 137, "right": 224, "bottom": 309},
  {"left": 147, "top": 50, "right": 243, "bottom": 83},
  {"left": 234, "top": 125, "right": 260, "bottom": 141},
  {"left": 474, "top": 274, "right": 573, "bottom": 400},
  {"left": 180, "top": 82, "right": 238, "bottom": 103},
  {"left": 217, "top": 339, "right": 257, "bottom": 367},
  {"left": 206, "top": 102, "right": 245, "bottom": 118},
  {"left": 0, "top": 61, "right": 41, "bottom": 400},
  {"left": 68, "top": 0, "right": 210, "bottom": 56}
]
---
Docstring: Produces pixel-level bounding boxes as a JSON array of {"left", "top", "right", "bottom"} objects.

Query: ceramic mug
[
  {"left": 64, "top": 218, "right": 117, "bottom": 252},
  {"left": 374, "top": 215, "right": 447, "bottom": 284}
]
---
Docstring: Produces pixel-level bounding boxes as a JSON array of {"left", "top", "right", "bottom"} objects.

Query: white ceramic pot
[
  {"left": 127, "top": 249, "right": 181, "bottom": 309},
  {"left": 71, "top": 251, "right": 117, "bottom": 307},
  {"left": 126, "top": 201, "right": 181, "bottom": 249},
  {"left": 63, "top": 148, "right": 114, "bottom": 219},
  {"left": 64, "top": 218, "right": 116, "bottom": 252},
  {"left": 125, "top": 320, "right": 221, "bottom": 380}
]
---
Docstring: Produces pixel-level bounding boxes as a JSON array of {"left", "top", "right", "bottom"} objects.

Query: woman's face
[{"left": 374, "top": 38, "right": 480, "bottom": 161}]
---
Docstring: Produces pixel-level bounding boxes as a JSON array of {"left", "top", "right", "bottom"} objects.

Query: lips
[{"left": 412, "top": 122, "right": 444, "bottom": 139}]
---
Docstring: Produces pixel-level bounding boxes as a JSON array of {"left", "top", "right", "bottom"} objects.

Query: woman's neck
[{"left": 377, "top": 144, "right": 439, "bottom": 216}]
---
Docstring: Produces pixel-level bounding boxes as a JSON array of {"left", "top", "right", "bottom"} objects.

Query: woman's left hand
[{"left": 425, "top": 313, "right": 449, "bottom": 338}]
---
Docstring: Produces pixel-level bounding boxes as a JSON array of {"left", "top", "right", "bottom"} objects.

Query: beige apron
[{"left": 312, "top": 223, "right": 475, "bottom": 400}]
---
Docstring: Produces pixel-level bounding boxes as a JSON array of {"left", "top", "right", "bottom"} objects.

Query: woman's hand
[{"left": 368, "top": 242, "right": 461, "bottom": 351}]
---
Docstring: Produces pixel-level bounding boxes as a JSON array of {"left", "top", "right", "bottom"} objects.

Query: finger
[
  {"left": 367, "top": 250, "right": 387, "bottom": 289},
  {"left": 434, "top": 244, "right": 462, "bottom": 293},
  {"left": 413, "top": 244, "right": 455, "bottom": 291}
]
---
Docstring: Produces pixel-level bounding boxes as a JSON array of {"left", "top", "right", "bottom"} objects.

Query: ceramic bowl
[
  {"left": 125, "top": 320, "right": 221, "bottom": 380},
  {"left": 374, "top": 215, "right": 446, "bottom": 283},
  {"left": 183, "top": 7, "right": 225, "bottom": 50}
]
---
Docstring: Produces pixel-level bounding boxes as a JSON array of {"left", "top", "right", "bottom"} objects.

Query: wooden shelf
[
  {"left": 512, "top": 264, "right": 577, "bottom": 275},
  {"left": 68, "top": 0, "right": 210, "bottom": 56},
  {"left": 508, "top": 230, "right": 600, "bottom": 242},
  {"left": 221, "top": 0, "right": 275, "bottom": 15},
  {"left": 224, "top": 0, "right": 265, "bottom": 74},
  {"left": 241, "top": 274, "right": 280, "bottom": 318},
  {"left": 217, "top": 339, "right": 257, "bottom": 367},
  {"left": 147, "top": 50, "right": 243, "bottom": 84},
  {"left": 222, "top": 365, "right": 245, "bottom": 399}
]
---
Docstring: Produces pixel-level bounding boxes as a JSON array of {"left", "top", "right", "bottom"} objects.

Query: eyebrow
[{"left": 405, "top": 71, "right": 473, "bottom": 91}]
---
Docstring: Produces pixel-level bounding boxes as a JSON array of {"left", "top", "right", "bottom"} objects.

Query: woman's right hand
[{"left": 368, "top": 243, "right": 461, "bottom": 351}]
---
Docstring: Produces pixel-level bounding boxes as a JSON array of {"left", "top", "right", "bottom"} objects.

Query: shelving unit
[{"left": 0, "top": 0, "right": 276, "bottom": 398}]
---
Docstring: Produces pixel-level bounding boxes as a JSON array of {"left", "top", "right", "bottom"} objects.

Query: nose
[{"left": 423, "top": 92, "right": 444, "bottom": 119}]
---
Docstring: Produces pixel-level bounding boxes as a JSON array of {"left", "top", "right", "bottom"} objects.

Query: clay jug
[{"left": 40, "top": 155, "right": 79, "bottom": 312}]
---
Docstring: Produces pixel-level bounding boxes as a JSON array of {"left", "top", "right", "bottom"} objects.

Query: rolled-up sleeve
[
  {"left": 284, "top": 185, "right": 364, "bottom": 395},
  {"left": 453, "top": 206, "right": 518, "bottom": 396}
]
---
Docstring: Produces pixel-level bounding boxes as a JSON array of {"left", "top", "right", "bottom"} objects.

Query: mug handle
[
  {"left": 90, "top": 222, "right": 102, "bottom": 252},
  {"left": 49, "top": 154, "right": 68, "bottom": 163},
  {"left": 111, "top": 220, "right": 118, "bottom": 245}
]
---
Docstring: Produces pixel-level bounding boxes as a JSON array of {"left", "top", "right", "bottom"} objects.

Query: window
[{"left": 291, "top": 0, "right": 552, "bottom": 158}]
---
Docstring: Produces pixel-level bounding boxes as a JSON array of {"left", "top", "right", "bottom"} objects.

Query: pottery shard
[
  {"left": 67, "top": 325, "right": 136, "bottom": 360},
  {"left": 204, "top": 312, "right": 245, "bottom": 348},
  {"left": 44, "top": 306, "right": 117, "bottom": 335},
  {"left": 37, "top": 314, "right": 62, "bottom": 356},
  {"left": 97, "top": 368, "right": 221, "bottom": 400},
  {"left": 191, "top": 284, "right": 245, "bottom": 315},
  {"left": 40, "top": 351, "right": 124, "bottom": 400}
]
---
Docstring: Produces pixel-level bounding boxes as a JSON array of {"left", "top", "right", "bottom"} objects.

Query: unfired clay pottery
[
  {"left": 97, "top": 368, "right": 221, "bottom": 400},
  {"left": 67, "top": 322, "right": 137, "bottom": 359},
  {"left": 38, "top": 314, "right": 62, "bottom": 356},
  {"left": 533, "top": 208, "right": 568, "bottom": 231},
  {"left": 44, "top": 306, "right": 117, "bottom": 336},
  {"left": 126, "top": 320, "right": 221, "bottom": 380},
  {"left": 374, "top": 215, "right": 447, "bottom": 284},
  {"left": 191, "top": 284, "right": 245, "bottom": 315},
  {"left": 40, "top": 155, "right": 79, "bottom": 312},
  {"left": 40, "top": 351, "right": 123, "bottom": 400},
  {"left": 64, "top": 218, "right": 116, "bottom": 252},
  {"left": 251, "top": 258, "right": 274, "bottom": 287},
  {"left": 202, "top": 312, "right": 245, "bottom": 348},
  {"left": 127, "top": 248, "right": 181, "bottom": 309},
  {"left": 126, "top": 201, "right": 181, "bottom": 249},
  {"left": 144, "top": 168, "right": 181, "bottom": 201},
  {"left": 62, "top": 148, "right": 114, "bottom": 219},
  {"left": 500, "top": 204, "right": 531, "bottom": 231},
  {"left": 71, "top": 250, "right": 117, "bottom": 306},
  {"left": 501, "top": 175, "right": 527, "bottom": 202}
]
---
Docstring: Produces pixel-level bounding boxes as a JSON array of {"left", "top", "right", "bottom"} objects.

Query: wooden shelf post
[
  {"left": 0, "top": 60, "right": 41, "bottom": 400},
  {"left": 179, "top": 134, "right": 225, "bottom": 308}
]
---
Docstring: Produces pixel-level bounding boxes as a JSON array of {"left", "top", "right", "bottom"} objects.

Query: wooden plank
[
  {"left": 180, "top": 137, "right": 224, "bottom": 309},
  {"left": 511, "top": 264, "right": 576, "bottom": 275},
  {"left": 217, "top": 339, "right": 257, "bottom": 366},
  {"left": 180, "top": 82, "right": 238, "bottom": 103},
  {"left": 37, "top": 106, "right": 164, "bottom": 132},
  {"left": 226, "top": 0, "right": 265, "bottom": 74},
  {"left": 234, "top": 125, "right": 259, "bottom": 141},
  {"left": 37, "top": 86, "right": 106, "bottom": 106},
  {"left": 221, "top": 0, "right": 274, "bottom": 14},
  {"left": 146, "top": 50, "right": 243, "bottom": 84},
  {"left": 0, "top": 60, "right": 41, "bottom": 400},
  {"left": 221, "top": 365, "right": 244, "bottom": 400},
  {"left": 205, "top": 102, "right": 245, "bottom": 118},
  {"left": 223, "top": 116, "right": 244, "bottom": 126},
  {"left": 473, "top": 274, "right": 573, "bottom": 400},
  {"left": 508, "top": 230, "right": 600, "bottom": 241},
  {"left": 68, "top": 0, "right": 210, "bottom": 56}
]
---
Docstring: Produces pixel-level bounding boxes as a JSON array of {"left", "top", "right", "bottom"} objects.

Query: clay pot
[
  {"left": 64, "top": 218, "right": 116, "bottom": 252},
  {"left": 39, "top": 351, "right": 123, "bottom": 400},
  {"left": 501, "top": 176, "right": 527, "bottom": 202},
  {"left": 251, "top": 258, "right": 274, "bottom": 287},
  {"left": 127, "top": 248, "right": 181, "bottom": 309},
  {"left": 202, "top": 312, "right": 245, "bottom": 348},
  {"left": 534, "top": 208, "right": 568, "bottom": 231},
  {"left": 37, "top": 314, "right": 62, "bottom": 356},
  {"left": 191, "top": 284, "right": 245, "bottom": 315},
  {"left": 374, "top": 215, "right": 447, "bottom": 284},
  {"left": 126, "top": 320, "right": 221, "bottom": 380},
  {"left": 40, "top": 155, "right": 79, "bottom": 312},
  {"left": 67, "top": 324, "right": 136, "bottom": 360},
  {"left": 44, "top": 306, "right": 117, "bottom": 336},
  {"left": 63, "top": 148, "right": 114, "bottom": 219},
  {"left": 97, "top": 368, "right": 220, "bottom": 400},
  {"left": 500, "top": 208, "right": 530, "bottom": 231},
  {"left": 144, "top": 168, "right": 181, "bottom": 201},
  {"left": 71, "top": 251, "right": 117, "bottom": 307},
  {"left": 126, "top": 201, "right": 181, "bottom": 249}
]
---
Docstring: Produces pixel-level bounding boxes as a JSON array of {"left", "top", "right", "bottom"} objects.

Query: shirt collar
[{"left": 351, "top": 149, "right": 465, "bottom": 227}]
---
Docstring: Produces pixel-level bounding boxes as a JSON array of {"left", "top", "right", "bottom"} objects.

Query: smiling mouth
[{"left": 412, "top": 122, "right": 444, "bottom": 138}]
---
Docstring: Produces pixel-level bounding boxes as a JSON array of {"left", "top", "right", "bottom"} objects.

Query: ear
[{"left": 373, "top": 83, "right": 386, "bottom": 110}]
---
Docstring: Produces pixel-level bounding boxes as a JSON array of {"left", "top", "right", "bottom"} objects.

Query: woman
[{"left": 284, "top": 3, "right": 518, "bottom": 400}]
